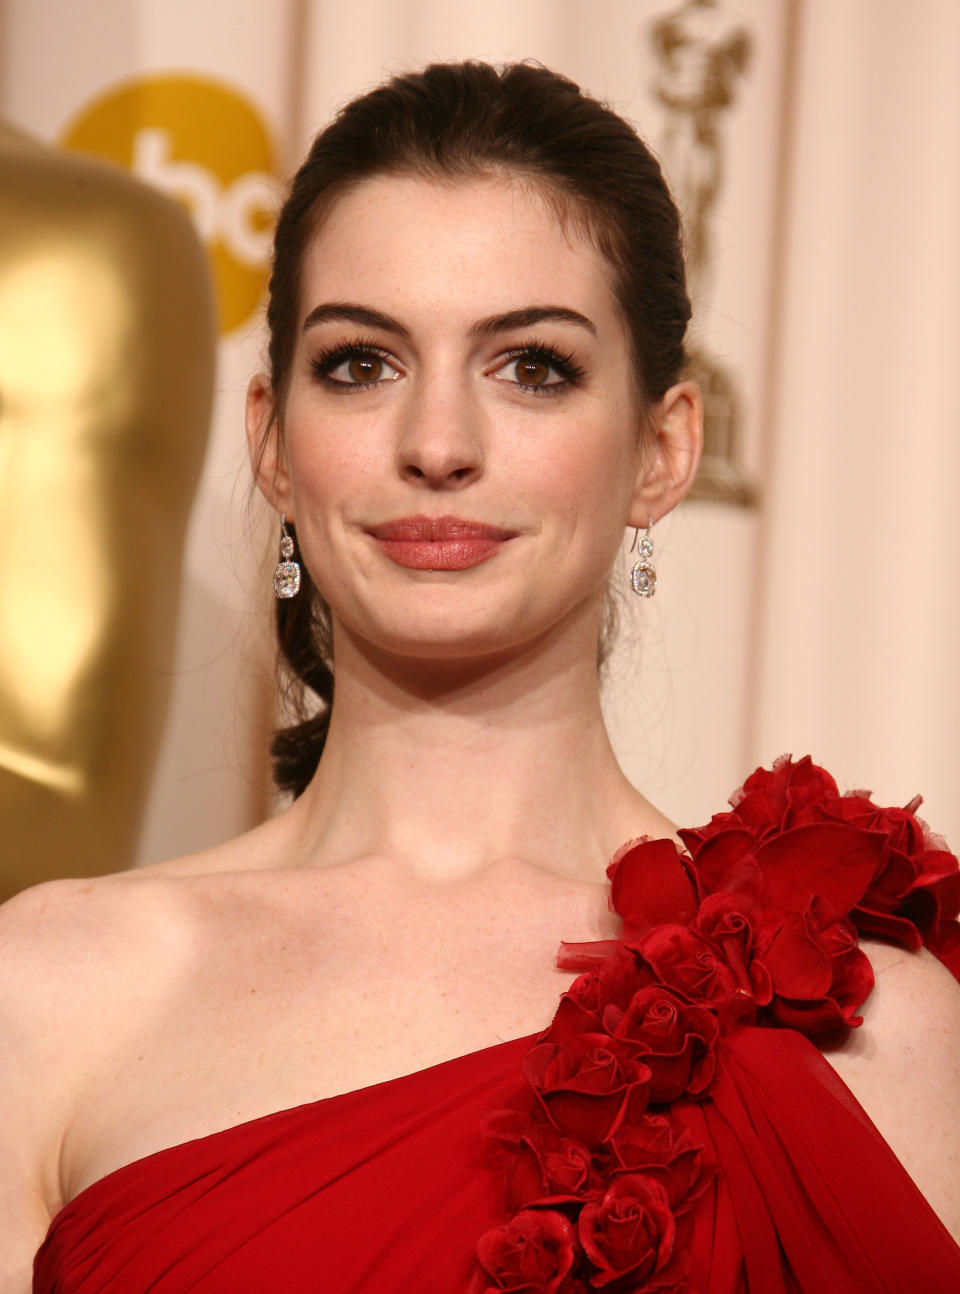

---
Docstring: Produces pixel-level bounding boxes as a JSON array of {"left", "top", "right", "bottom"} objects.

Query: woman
[{"left": 5, "top": 61, "right": 959, "bottom": 1292}]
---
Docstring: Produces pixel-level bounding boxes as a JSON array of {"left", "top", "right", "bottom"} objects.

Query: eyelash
[
  {"left": 308, "top": 336, "right": 586, "bottom": 395},
  {"left": 494, "top": 340, "right": 585, "bottom": 395},
  {"left": 311, "top": 336, "right": 589, "bottom": 395},
  {"left": 310, "top": 336, "right": 397, "bottom": 391}
]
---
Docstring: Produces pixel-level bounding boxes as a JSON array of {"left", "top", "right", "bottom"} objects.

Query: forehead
[{"left": 298, "top": 173, "right": 624, "bottom": 336}]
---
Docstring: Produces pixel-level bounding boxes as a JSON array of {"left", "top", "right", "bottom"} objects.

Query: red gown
[{"left": 33, "top": 759, "right": 960, "bottom": 1293}]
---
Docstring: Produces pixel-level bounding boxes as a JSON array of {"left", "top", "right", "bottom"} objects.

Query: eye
[
  {"left": 490, "top": 344, "right": 583, "bottom": 395},
  {"left": 329, "top": 353, "right": 401, "bottom": 385},
  {"left": 311, "top": 343, "right": 403, "bottom": 390}
]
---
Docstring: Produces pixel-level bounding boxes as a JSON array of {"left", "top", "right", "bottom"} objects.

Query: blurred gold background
[{"left": 0, "top": 121, "right": 214, "bottom": 897}]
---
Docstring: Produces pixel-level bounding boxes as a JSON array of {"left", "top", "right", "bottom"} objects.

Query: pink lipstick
[{"left": 366, "top": 515, "right": 515, "bottom": 570}]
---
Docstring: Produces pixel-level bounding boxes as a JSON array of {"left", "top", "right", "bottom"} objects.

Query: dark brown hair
[{"left": 264, "top": 60, "right": 690, "bottom": 798}]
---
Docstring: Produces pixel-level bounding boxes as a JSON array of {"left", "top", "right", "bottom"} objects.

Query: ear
[
  {"left": 628, "top": 380, "right": 703, "bottom": 527},
  {"left": 245, "top": 372, "right": 293, "bottom": 516}
]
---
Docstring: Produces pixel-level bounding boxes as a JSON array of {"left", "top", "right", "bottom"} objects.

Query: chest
[{"left": 61, "top": 873, "right": 604, "bottom": 1202}]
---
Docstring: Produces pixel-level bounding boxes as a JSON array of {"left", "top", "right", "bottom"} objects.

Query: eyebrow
[
  {"left": 301, "top": 302, "right": 597, "bottom": 338},
  {"left": 469, "top": 306, "right": 597, "bottom": 338},
  {"left": 302, "top": 303, "right": 410, "bottom": 335}
]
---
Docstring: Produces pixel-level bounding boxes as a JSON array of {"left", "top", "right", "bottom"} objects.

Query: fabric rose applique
[{"left": 473, "top": 756, "right": 960, "bottom": 1293}]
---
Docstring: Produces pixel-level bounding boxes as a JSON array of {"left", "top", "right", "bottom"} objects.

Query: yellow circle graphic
[{"left": 60, "top": 73, "right": 281, "bottom": 336}]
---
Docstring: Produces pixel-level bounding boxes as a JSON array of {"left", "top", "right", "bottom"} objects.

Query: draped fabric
[
  {"left": 32, "top": 1027, "right": 960, "bottom": 1293},
  {"left": 34, "top": 759, "right": 960, "bottom": 1292},
  {"left": 33, "top": 1039, "right": 529, "bottom": 1292},
  {"left": 687, "top": 1028, "right": 960, "bottom": 1293}
]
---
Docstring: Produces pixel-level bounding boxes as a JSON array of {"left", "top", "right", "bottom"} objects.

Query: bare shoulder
[
  {"left": 825, "top": 936, "right": 960, "bottom": 1242},
  {"left": 0, "top": 813, "right": 301, "bottom": 1286},
  {"left": 0, "top": 875, "right": 145, "bottom": 1287},
  {"left": 0, "top": 869, "right": 193, "bottom": 1095},
  {"left": 0, "top": 814, "right": 286, "bottom": 991},
  {"left": 861, "top": 936, "right": 960, "bottom": 1062},
  {"left": 0, "top": 854, "right": 245, "bottom": 1288},
  {"left": 0, "top": 817, "right": 292, "bottom": 1108},
  {"left": 1, "top": 866, "right": 185, "bottom": 974}
]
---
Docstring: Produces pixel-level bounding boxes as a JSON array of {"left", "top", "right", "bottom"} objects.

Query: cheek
[
  {"left": 284, "top": 425, "right": 376, "bottom": 517},
  {"left": 524, "top": 418, "right": 640, "bottom": 541}
]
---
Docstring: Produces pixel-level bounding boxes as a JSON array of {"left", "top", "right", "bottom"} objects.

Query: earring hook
[{"left": 629, "top": 518, "right": 655, "bottom": 553}]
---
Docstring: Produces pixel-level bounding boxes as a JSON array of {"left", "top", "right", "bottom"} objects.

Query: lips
[
  {"left": 367, "top": 515, "right": 515, "bottom": 542},
  {"left": 366, "top": 514, "right": 516, "bottom": 570}
]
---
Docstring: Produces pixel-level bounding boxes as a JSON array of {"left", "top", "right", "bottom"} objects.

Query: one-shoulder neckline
[
  {"left": 46, "top": 1029, "right": 538, "bottom": 1236},
  {"left": 47, "top": 833, "right": 664, "bottom": 1234},
  {"left": 34, "top": 762, "right": 960, "bottom": 1291}
]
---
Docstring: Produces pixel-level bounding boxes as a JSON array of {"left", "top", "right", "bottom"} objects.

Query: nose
[{"left": 395, "top": 375, "right": 483, "bottom": 490}]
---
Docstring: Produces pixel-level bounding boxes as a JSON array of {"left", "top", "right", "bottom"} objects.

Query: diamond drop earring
[
  {"left": 273, "top": 513, "right": 301, "bottom": 599},
  {"left": 629, "top": 520, "right": 657, "bottom": 598}
]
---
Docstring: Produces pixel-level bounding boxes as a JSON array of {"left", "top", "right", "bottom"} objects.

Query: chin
[
  {"left": 327, "top": 573, "right": 604, "bottom": 665},
  {"left": 366, "top": 623, "right": 524, "bottom": 663},
  {"left": 341, "top": 597, "right": 598, "bottom": 671},
  {"left": 333, "top": 596, "right": 529, "bottom": 659}
]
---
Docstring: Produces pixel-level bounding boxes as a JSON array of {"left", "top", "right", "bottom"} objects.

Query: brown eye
[
  {"left": 315, "top": 349, "right": 402, "bottom": 388},
  {"left": 489, "top": 347, "right": 575, "bottom": 394},
  {"left": 514, "top": 357, "right": 550, "bottom": 386},
  {"left": 348, "top": 355, "right": 383, "bottom": 383}
]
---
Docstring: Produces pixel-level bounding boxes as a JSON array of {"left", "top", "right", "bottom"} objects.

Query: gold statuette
[{"left": 0, "top": 120, "right": 215, "bottom": 898}]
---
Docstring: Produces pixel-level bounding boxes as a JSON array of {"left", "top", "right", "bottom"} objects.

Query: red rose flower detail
[
  {"left": 547, "top": 954, "right": 655, "bottom": 1039},
  {"left": 694, "top": 892, "right": 772, "bottom": 1011},
  {"left": 631, "top": 922, "right": 742, "bottom": 1008},
  {"left": 474, "top": 756, "right": 960, "bottom": 1294},
  {"left": 595, "top": 950, "right": 657, "bottom": 1013},
  {"left": 678, "top": 756, "right": 839, "bottom": 855},
  {"left": 757, "top": 894, "right": 875, "bottom": 1033},
  {"left": 476, "top": 1208, "right": 578, "bottom": 1294},
  {"left": 544, "top": 988, "right": 605, "bottom": 1044},
  {"left": 568, "top": 972, "right": 603, "bottom": 1012},
  {"left": 837, "top": 794, "right": 960, "bottom": 947},
  {"left": 485, "top": 1109, "right": 596, "bottom": 1209},
  {"left": 605, "top": 1114, "right": 707, "bottom": 1211},
  {"left": 522, "top": 1035, "right": 652, "bottom": 1146},
  {"left": 680, "top": 757, "right": 960, "bottom": 962},
  {"left": 729, "top": 754, "right": 841, "bottom": 836},
  {"left": 542, "top": 1141, "right": 594, "bottom": 1199},
  {"left": 603, "top": 985, "right": 719, "bottom": 1103},
  {"left": 578, "top": 1175, "right": 685, "bottom": 1291},
  {"left": 607, "top": 839, "right": 700, "bottom": 935},
  {"left": 679, "top": 829, "right": 763, "bottom": 901},
  {"left": 678, "top": 807, "right": 887, "bottom": 1036},
  {"left": 684, "top": 813, "right": 885, "bottom": 924}
]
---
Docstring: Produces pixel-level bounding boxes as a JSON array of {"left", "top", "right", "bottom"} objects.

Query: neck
[{"left": 282, "top": 614, "right": 673, "bottom": 882}]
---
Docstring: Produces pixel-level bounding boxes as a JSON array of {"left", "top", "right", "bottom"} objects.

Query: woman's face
[{"left": 252, "top": 173, "right": 662, "bottom": 664}]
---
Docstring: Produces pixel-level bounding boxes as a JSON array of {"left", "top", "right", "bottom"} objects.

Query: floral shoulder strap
[{"left": 473, "top": 756, "right": 960, "bottom": 1293}]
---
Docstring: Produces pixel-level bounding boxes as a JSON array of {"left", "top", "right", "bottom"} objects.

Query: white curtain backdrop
[
  {"left": 750, "top": 0, "right": 960, "bottom": 836},
  {"left": 2, "top": 0, "right": 956, "bottom": 862}
]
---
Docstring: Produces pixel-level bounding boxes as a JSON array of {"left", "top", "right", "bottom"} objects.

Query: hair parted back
[{"left": 264, "top": 60, "right": 691, "bottom": 799}]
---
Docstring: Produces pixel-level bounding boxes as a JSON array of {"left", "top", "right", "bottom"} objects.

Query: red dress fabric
[
  {"left": 33, "top": 759, "right": 960, "bottom": 1293},
  {"left": 33, "top": 1038, "right": 529, "bottom": 1292}
]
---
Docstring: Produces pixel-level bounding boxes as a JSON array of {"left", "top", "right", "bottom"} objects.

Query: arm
[
  {"left": 0, "top": 882, "right": 106, "bottom": 1289},
  {"left": 827, "top": 937, "right": 960, "bottom": 1243}
]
